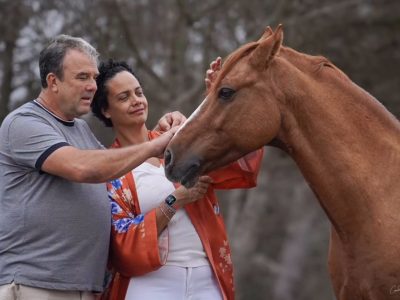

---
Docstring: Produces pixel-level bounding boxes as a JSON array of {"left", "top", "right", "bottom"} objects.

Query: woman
[{"left": 91, "top": 60, "right": 263, "bottom": 300}]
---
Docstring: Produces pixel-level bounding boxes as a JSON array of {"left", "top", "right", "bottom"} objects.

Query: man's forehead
[{"left": 63, "top": 50, "right": 98, "bottom": 73}]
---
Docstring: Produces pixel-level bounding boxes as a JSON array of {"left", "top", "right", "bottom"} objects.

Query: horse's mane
[
  {"left": 209, "top": 41, "right": 259, "bottom": 95},
  {"left": 208, "top": 39, "right": 353, "bottom": 99}
]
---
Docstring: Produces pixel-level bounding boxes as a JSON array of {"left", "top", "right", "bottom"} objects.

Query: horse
[{"left": 164, "top": 25, "right": 400, "bottom": 299}]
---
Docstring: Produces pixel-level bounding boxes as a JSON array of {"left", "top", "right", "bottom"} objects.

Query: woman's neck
[
  {"left": 115, "top": 124, "right": 162, "bottom": 167},
  {"left": 114, "top": 125, "right": 149, "bottom": 147}
]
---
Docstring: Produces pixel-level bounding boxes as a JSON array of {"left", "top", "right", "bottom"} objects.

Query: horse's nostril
[{"left": 164, "top": 149, "right": 173, "bottom": 168}]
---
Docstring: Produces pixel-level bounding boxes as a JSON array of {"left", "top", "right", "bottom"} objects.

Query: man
[{"left": 0, "top": 35, "right": 184, "bottom": 300}]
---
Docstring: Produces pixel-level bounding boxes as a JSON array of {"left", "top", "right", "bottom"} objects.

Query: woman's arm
[{"left": 109, "top": 175, "right": 212, "bottom": 277}]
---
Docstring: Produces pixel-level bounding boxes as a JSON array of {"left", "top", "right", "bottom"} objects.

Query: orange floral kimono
[{"left": 103, "top": 131, "right": 263, "bottom": 300}]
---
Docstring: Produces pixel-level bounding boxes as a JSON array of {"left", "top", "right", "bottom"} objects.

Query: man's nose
[{"left": 86, "top": 78, "right": 97, "bottom": 91}]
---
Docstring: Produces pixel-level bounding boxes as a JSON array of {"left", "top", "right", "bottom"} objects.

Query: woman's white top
[{"left": 133, "top": 162, "right": 209, "bottom": 267}]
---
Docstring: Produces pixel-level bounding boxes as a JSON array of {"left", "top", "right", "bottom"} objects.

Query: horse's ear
[
  {"left": 250, "top": 24, "right": 283, "bottom": 70},
  {"left": 257, "top": 26, "right": 274, "bottom": 42}
]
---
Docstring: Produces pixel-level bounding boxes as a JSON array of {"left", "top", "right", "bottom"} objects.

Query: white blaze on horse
[{"left": 164, "top": 25, "right": 400, "bottom": 300}]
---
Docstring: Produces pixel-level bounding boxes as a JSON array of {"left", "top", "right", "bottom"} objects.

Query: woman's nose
[{"left": 129, "top": 95, "right": 141, "bottom": 105}]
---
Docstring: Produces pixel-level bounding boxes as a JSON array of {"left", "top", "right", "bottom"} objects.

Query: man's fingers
[
  {"left": 169, "top": 111, "right": 187, "bottom": 127},
  {"left": 155, "top": 114, "right": 172, "bottom": 132},
  {"left": 198, "top": 175, "right": 213, "bottom": 183},
  {"left": 165, "top": 113, "right": 173, "bottom": 126},
  {"left": 171, "top": 118, "right": 183, "bottom": 128},
  {"left": 168, "top": 126, "right": 179, "bottom": 135}
]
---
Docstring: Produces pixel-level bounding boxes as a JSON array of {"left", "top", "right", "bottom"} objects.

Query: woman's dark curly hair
[{"left": 91, "top": 59, "right": 137, "bottom": 127}]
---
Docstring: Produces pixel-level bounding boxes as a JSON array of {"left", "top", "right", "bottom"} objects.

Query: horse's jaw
[{"left": 174, "top": 162, "right": 202, "bottom": 188}]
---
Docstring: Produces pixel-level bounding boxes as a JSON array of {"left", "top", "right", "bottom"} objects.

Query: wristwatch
[{"left": 165, "top": 194, "right": 177, "bottom": 207}]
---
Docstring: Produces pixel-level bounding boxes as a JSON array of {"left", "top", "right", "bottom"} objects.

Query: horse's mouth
[{"left": 180, "top": 164, "right": 201, "bottom": 188}]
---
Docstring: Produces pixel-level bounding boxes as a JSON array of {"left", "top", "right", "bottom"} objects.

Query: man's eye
[{"left": 218, "top": 87, "right": 235, "bottom": 101}]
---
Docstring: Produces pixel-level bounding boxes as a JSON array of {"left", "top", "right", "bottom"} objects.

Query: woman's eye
[
  {"left": 218, "top": 87, "right": 235, "bottom": 101},
  {"left": 135, "top": 88, "right": 144, "bottom": 97}
]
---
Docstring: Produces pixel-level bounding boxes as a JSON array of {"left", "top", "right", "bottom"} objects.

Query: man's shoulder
[
  {"left": 0, "top": 101, "right": 59, "bottom": 138},
  {"left": 1, "top": 101, "right": 37, "bottom": 127},
  {"left": 3, "top": 101, "right": 43, "bottom": 121}
]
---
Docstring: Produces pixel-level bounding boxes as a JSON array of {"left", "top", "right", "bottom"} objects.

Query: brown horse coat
[{"left": 165, "top": 25, "right": 400, "bottom": 300}]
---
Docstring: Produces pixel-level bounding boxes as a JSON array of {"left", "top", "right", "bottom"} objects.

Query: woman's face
[{"left": 103, "top": 71, "right": 148, "bottom": 128}]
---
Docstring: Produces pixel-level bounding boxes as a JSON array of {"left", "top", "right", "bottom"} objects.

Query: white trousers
[
  {"left": 0, "top": 282, "right": 97, "bottom": 300},
  {"left": 125, "top": 265, "right": 223, "bottom": 300}
]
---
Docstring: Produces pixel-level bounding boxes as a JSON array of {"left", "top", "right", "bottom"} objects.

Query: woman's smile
[{"left": 129, "top": 107, "right": 145, "bottom": 115}]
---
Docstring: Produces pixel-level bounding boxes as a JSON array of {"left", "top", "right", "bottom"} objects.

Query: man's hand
[
  {"left": 149, "top": 126, "right": 179, "bottom": 158},
  {"left": 154, "top": 111, "right": 187, "bottom": 132}
]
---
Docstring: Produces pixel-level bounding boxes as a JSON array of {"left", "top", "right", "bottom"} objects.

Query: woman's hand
[
  {"left": 205, "top": 56, "right": 222, "bottom": 92},
  {"left": 173, "top": 176, "right": 213, "bottom": 208}
]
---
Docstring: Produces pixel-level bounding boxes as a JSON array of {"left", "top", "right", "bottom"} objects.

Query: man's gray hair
[{"left": 39, "top": 34, "right": 99, "bottom": 88}]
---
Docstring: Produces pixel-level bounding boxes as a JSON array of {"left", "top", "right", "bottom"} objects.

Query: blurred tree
[{"left": 0, "top": 0, "right": 32, "bottom": 121}]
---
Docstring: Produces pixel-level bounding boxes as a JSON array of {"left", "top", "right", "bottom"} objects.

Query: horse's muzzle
[{"left": 164, "top": 149, "right": 201, "bottom": 188}]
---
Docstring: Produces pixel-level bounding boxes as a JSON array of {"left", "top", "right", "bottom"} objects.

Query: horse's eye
[{"left": 218, "top": 87, "right": 235, "bottom": 101}]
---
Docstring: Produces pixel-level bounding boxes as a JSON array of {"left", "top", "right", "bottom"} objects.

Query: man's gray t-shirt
[{"left": 0, "top": 101, "right": 110, "bottom": 292}]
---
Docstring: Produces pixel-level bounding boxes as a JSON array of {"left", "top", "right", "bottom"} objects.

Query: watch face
[{"left": 165, "top": 194, "right": 177, "bottom": 206}]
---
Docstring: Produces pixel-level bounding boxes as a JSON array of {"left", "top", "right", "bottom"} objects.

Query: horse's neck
[{"left": 275, "top": 61, "right": 400, "bottom": 237}]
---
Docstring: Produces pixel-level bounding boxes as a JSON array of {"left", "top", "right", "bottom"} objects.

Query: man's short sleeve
[{"left": 7, "top": 115, "right": 70, "bottom": 170}]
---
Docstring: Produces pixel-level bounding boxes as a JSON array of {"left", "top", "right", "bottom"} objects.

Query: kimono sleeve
[
  {"left": 208, "top": 148, "right": 264, "bottom": 190},
  {"left": 107, "top": 180, "right": 168, "bottom": 277}
]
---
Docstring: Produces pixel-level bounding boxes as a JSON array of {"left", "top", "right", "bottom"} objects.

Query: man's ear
[{"left": 46, "top": 73, "right": 58, "bottom": 92}]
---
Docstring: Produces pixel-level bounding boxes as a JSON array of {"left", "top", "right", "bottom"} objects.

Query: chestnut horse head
[
  {"left": 165, "top": 26, "right": 284, "bottom": 186},
  {"left": 165, "top": 25, "right": 400, "bottom": 299}
]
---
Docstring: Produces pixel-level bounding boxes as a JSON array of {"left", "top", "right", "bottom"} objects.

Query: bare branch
[{"left": 110, "top": 0, "right": 169, "bottom": 91}]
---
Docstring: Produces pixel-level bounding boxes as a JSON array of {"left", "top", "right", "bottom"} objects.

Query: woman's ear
[{"left": 101, "top": 108, "right": 111, "bottom": 119}]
